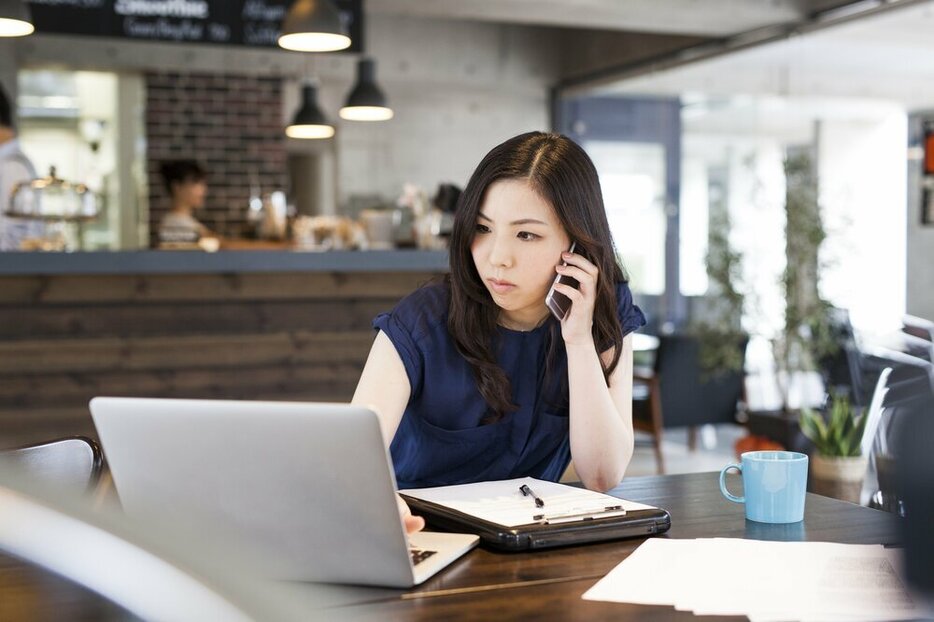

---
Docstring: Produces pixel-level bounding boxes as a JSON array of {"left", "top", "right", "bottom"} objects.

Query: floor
[{"left": 627, "top": 424, "right": 748, "bottom": 477}]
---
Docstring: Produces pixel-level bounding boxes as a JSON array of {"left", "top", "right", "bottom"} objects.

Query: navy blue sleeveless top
[{"left": 374, "top": 280, "right": 645, "bottom": 489}]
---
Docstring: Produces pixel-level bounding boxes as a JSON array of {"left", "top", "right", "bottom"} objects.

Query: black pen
[{"left": 519, "top": 484, "right": 545, "bottom": 508}]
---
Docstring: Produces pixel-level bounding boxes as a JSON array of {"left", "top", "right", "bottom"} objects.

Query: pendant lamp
[
  {"left": 286, "top": 82, "right": 335, "bottom": 139},
  {"left": 0, "top": 0, "right": 34, "bottom": 37},
  {"left": 278, "top": 0, "right": 350, "bottom": 53},
  {"left": 339, "top": 58, "right": 393, "bottom": 122}
]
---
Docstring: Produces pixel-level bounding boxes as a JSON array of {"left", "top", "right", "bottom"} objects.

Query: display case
[{"left": 4, "top": 167, "right": 100, "bottom": 250}]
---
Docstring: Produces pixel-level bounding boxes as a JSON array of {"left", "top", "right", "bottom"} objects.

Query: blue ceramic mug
[{"left": 719, "top": 451, "right": 809, "bottom": 523}]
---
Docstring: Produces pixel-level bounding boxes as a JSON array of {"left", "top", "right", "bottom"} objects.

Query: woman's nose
[{"left": 487, "top": 237, "right": 513, "bottom": 268}]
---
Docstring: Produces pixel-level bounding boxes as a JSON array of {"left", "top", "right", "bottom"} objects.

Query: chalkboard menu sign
[{"left": 25, "top": 0, "right": 362, "bottom": 51}]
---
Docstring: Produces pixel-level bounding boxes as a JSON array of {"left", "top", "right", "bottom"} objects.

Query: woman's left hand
[{"left": 553, "top": 250, "right": 599, "bottom": 347}]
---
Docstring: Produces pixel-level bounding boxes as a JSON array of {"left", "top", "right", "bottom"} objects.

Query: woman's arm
[
  {"left": 565, "top": 335, "right": 635, "bottom": 492},
  {"left": 352, "top": 331, "right": 425, "bottom": 534},
  {"left": 552, "top": 252, "right": 635, "bottom": 492},
  {"left": 351, "top": 330, "right": 412, "bottom": 448}
]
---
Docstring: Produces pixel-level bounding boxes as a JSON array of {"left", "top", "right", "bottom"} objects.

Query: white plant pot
[{"left": 810, "top": 454, "right": 868, "bottom": 504}]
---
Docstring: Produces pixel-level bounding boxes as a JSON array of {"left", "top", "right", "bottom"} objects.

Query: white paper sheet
[
  {"left": 581, "top": 537, "right": 700, "bottom": 606},
  {"left": 582, "top": 538, "right": 929, "bottom": 622},
  {"left": 400, "top": 477, "right": 654, "bottom": 527}
]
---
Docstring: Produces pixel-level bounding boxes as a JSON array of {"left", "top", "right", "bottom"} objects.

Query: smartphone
[{"left": 545, "top": 242, "right": 579, "bottom": 321}]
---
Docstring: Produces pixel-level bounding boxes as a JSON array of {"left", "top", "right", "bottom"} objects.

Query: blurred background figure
[
  {"left": 0, "top": 82, "right": 39, "bottom": 251},
  {"left": 896, "top": 394, "right": 934, "bottom": 608},
  {"left": 431, "top": 182, "right": 461, "bottom": 215},
  {"left": 158, "top": 159, "right": 213, "bottom": 247}
]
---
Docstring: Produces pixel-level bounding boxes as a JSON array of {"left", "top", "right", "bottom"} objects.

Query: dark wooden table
[
  {"left": 0, "top": 472, "right": 899, "bottom": 620},
  {"left": 0, "top": 552, "right": 140, "bottom": 621},
  {"left": 335, "top": 471, "right": 900, "bottom": 620}
]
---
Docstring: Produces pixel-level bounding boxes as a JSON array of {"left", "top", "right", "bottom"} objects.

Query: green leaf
[
  {"left": 813, "top": 413, "right": 829, "bottom": 443},
  {"left": 799, "top": 409, "right": 821, "bottom": 443},
  {"left": 804, "top": 393, "right": 864, "bottom": 457},
  {"left": 830, "top": 398, "right": 846, "bottom": 433},
  {"left": 838, "top": 437, "right": 851, "bottom": 457}
]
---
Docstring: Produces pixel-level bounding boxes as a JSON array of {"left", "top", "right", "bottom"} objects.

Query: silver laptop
[{"left": 89, "top": 397, "right": 478, "bottom": 588}]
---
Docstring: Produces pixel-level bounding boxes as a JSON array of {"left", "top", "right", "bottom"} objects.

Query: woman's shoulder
[
  {"left": 387, "top": 280, "right": 450, "bottom": 342},
  {"left": 395, "top": 279, "right": 449, "bottom": 318},
  {"left": 613, "top": 280, "right": 646, "bottom": 335},
  {"left": 613, "top": 280, "right": 635, "bottom": 303}
]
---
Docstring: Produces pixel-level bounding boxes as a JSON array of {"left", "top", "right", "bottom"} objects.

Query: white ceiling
[
  {"left": 368, "top": 0, "right": 934, "bottom": 109},
  {"left": 368, "top": 0, "right": 804, "bottom": 37},
  {"left": 598, "top": 1, "right": 934, "bottom": 111},
  {"left": 370, "top": 0, "right": 934, "bottom": 137}
]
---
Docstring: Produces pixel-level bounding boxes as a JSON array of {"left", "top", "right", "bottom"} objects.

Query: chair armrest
[{"left": 633, "top": 366, "right": 655, "bottom": 382}]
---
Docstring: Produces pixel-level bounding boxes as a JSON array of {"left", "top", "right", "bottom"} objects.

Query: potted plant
[
  {"left": 692, "top": 205, "right": 747, "bottom": 380},
  {"left": 773, "top": 150, "right": 838, "bottom": 412},
  {"left": 799, "top": 393, "right": 868, "bottom": 503}
]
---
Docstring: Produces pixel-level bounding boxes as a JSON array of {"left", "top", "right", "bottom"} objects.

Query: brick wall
[{"left": 145, "top": 72, "right": 287, "bottom": 245}]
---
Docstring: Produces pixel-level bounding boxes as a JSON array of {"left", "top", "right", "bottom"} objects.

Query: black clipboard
[{"left": 400, "top": 492, "right": 671, "bottom": 552}]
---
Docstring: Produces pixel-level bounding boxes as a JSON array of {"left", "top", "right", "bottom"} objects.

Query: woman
[
  {"left": 157, "top": 159, "right": 213, "bottom": 244},
  {"left": 352, "top": 132, "right": 645, "bottom": 532}
]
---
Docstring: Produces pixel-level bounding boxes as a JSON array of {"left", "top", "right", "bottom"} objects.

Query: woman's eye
[
  {"left": 517, "top": 231, "right": 540, "bottom": 241},
  {"left": 475, "top": 224, "right": 491, "bottom": 234}
]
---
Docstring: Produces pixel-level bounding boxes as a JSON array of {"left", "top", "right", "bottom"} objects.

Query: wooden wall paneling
[
  {"left": 0, "top": 273, "right": 439, "bottom": 304},
  {"left": 0, "top": 300, "right": 391, "bottom": 339},
  {"left": 0, "top": 331, "right": 376, "bottom": 375},
  {"left": 0, "top": 277, "right": 48, "bottom": 304},
  {"left": 0, "top": 406, "right": 98, "bottom": 448},
  {"left": 0, "top": 270, "right": 442, "bottom": 448},
  {"left": 0, "top": 363, "right": 365, "bottom": 407}
]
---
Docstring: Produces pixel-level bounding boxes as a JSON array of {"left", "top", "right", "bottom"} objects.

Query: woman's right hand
[{"left": 397, "top": 495, "right": 425, "bottom": 534}]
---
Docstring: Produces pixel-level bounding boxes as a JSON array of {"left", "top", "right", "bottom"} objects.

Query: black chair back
[
  {"left": 1, "top": 436, "right": 103, "bottom": 493},
  {"left": 867, "top": 369, "right": 934, "bottom": 515},
  {"left": 817, "top": 308, "right": 861, "bottom": 401},
  {"left": 654, "top": 334, "right": 748, "bottom": 429},
  {"left": 897, "top": 402, "right": 934, "bottom": 598}
]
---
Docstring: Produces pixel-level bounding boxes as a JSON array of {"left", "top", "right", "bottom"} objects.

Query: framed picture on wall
[
  {"left": 925, "top": 131, "right": 934, "bottom": 175},
  {"left": 923, "top": 125, "right": 934, "bottom": 225}
]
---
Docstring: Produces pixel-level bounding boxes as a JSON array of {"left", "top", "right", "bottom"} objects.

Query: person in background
[
  {"left": 158, "top": 159, "right": 213, "bottom": 245},
  {"left": 352, "top": 132, "right": 645, "bottom": 534},
  {"left": 0, "top": 82, "right": 39, "bottom": 251}
]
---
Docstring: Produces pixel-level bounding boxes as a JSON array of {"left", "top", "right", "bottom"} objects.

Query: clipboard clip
[{"left": 533, "top": 505, "right": 627, "bottom": 524}]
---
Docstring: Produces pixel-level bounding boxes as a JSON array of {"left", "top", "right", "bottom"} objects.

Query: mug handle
[{"left": 719, "top": 463, "right": 745, "bottom": 504}]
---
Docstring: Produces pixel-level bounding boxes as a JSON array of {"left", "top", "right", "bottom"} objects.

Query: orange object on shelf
[
  {"left": 925, "top": 132, "right": 934, "bottom": 175},
  {"left": 219, "top": 238, "right": 293, "bottom": 251},
  {"left": 734, "top": 434, "right": 785, "bottom": 459}
]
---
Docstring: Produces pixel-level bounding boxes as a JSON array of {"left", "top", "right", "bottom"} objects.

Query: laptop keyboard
[{"left": 409, "top": 548, "right": 437, "bottom": 565}]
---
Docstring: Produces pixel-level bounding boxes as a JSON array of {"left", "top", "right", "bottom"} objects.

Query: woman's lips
[{"left": 487, "top": 278, "right": 516, "bottom": 294}]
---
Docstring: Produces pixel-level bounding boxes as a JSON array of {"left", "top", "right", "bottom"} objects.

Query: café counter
[{"left": 0, "top": 250, "right": 448, "bottom": 447}]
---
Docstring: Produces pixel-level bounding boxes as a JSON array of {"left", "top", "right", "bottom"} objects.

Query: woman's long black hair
[{"left": 447, "top": 132, "right": 627, "bottom": 421}]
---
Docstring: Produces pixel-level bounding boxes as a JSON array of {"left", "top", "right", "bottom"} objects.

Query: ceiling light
[
  {"left": 340, "top": 58, "right": 393, "bottom": 122},
  {"left": 0, "top": 0, "right": 34, "bottom": 37},
  {"left": 278, "top": 0, "right": 350, "bottom": 53},
  {"left": 286, "top": 82, "right": 335, "bottom": 139}
]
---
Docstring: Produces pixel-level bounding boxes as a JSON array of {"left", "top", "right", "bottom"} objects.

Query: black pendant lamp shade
[
  {"left": 286, "top": 83, "right": 335, "bottom": 139},
  {"left": 278, "top": 0, "right": 350, "bottom": 53},
  {"left": 340, "top": 58, "right": 393, "bottom": 122},
  {"left": 0, "top": 0, "right": 34, "bottom": 37}
]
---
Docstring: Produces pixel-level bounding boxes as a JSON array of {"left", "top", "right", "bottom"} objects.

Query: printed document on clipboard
[{"left": 400, "top": 478, "right": 671, "bottom": 551}]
